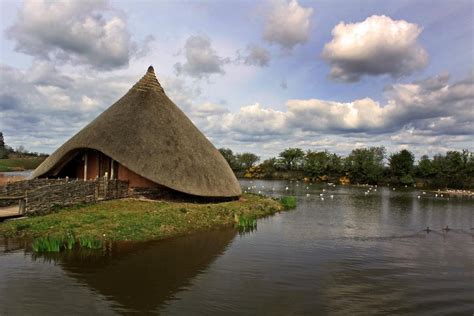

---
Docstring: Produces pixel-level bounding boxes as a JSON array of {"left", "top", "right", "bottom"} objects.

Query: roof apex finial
[{"left": 147, "top": 65, "right": 154, "bottom": 73}]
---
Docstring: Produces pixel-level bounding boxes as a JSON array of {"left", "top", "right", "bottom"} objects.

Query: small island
[{"left": 0, "top": 194, "right": 285, "bottom": 251}]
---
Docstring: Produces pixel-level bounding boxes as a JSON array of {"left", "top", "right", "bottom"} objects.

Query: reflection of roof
[
  {"left": 32, "top": 66, "right": 241, "bottom": 197},
  {"left": 39, "top": 229, "right": 237, "bottom": 313}
]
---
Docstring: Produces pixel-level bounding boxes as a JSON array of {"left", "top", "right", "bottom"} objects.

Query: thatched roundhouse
[{"left": 32, "top": 66, "right": 241, "bottom": 199}]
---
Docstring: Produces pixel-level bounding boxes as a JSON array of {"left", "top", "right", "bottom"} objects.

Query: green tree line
[
  {"left": 219, "top": 147, "right": 474, "bottom": 189},
  {"left": 0, "top": 132, "right": 48, "bottom": 159}
]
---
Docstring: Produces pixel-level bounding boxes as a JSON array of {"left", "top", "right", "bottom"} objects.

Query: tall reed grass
[{"left": 281, "top": 196, "right": 297, "bottom": 209}]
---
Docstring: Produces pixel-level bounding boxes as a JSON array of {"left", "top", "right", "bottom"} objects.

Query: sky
[{"left": 0, "top": 0, "right": 473, "bottom": 159}]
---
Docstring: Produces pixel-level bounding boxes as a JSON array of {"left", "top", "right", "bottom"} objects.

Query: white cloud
[
  {"left": 207, "top": 103, "right": 287, "bottom": 138},
  {"left": 1, "top": 58, "right": 471, "bottom": 158},
  {"left": 322, "top": 15, "right": 428, "bottom": 82},
  {"left": 0, "top": 62, "right": 133, "bottom": 153},
  {"left": 238, "top": 44, "right": 271, "bottom": 67},
  {"left": 198, "top": 73, "right": 473, "bottom": 156},
  {"left": 174, "top": 35, "right": 230, "bottom": 79},
  {"left": 263, "top": 0, "right": 313, "bottom": 50},
  {"left": 286, "top": 98, "right": 384, "bottom": 132},
  {"left": 6, "top": 0, "right": 142, "bottom": 70}
]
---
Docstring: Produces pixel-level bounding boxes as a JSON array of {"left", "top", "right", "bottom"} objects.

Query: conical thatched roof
[{"left": 32, "top": 66, "right": 241, "bottom": 198}]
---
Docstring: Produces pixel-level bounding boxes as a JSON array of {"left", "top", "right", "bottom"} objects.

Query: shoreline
[
  {"left": 238, "top": 177, "right": 474, "bottom": 192},
  {"left": 0, "top": 194, "right": 285, "bottom": 250}
]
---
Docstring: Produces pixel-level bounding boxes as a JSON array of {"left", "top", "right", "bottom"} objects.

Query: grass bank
[
  {"left": 0, "top": 157, "right": 46, "bottom": 172},
  {"left": 0, "top": 194, "right": 285, "bottom": 245}
]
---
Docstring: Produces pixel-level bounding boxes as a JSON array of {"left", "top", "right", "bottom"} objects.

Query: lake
[
  {"left": 0, "top": 170, "right": 33, "bottom": 178},
  {"left": 1, "top": 179, "right": 473, "bottom": 315}
]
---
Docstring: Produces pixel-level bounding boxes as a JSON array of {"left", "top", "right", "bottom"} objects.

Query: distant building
[{"left": 33, "top": 66, "right": 241, "bottom": 199}]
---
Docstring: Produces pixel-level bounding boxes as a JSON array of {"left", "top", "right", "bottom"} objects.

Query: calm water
[
  {"left": 1, "top": 180, "right": 473, "bottom": 315},
  {"left": 0, "top": 170, "right": 33, "bottom": 178}
]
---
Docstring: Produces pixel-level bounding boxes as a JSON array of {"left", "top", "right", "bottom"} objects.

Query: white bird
[
  {"left": 435, "top": 194, "right": 438, "bottom": 197},
  {"left": 423, "top": 192, "right": 426, "bottom": 195},
  {"left": 365, "top": 192, "right": 368, "bottom": 196},
  {"left": 440, "top": 194, "right": 444, "bottom": 197},
  {"left": 258, "top": 191, "right": 261, "bottom": 195},
  {"left": 330, "top": 195, "right": 334, "bottom": 199},
  {"left": 321, "top": 197, "right": 325, "bottom": 201},
  {"left": 320, "top": 193, "right": 323, "bottom": 197},
  {"left": 374, "top": 189, "right": 377, "bottom": 192},
  {"left": 323, "top": 189, "right": 326, "bottom": 192},
  {"left": 393, "top": 188, "right": 396, "bottom": 191},
  {"left": 285, "top": 187, "right": 289, "bottom": 190},
  {"left": 306, "top": 193, "right": 310, "bottom": 197},
  {"left": 417, "top": 195, "right": 420, "bottom": 199}
]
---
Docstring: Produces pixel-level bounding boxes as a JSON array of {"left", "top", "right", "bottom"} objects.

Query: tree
[
  {"left": 389, "top": 149, "right": 415, "bottom": 184},
  {"left": 304, "top": 151, "right": 330, "bottom": 177},
  {"left": 279, "top": 148, "right": 305, "bottom": 170},
  {"left": 0, "top": 132, "right": 8, "bottom": 159},
  {"left": 260, "top": 157, "right": 279, "bottom": 174},
  {"left": 218, "top": 148, "right": 238, "bottom": 170},
  {"left": 346, "top": 147, "right": 386, "bottom": 184},
  {"left": 236, "top": 153, "right": 260, "bottom": 171},
  {"left": 416, "top": 155, "right": 435, "bottom": 178}
]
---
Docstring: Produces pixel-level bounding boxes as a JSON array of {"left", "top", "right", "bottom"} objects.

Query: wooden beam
[
  {"left": 110, "top": 160, "right": 114, "bottom": 179},
  {"left": 84, "top": 152, "right": 88, "bottom": 181}
]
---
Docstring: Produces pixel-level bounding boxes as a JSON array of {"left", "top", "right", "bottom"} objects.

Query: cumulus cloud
[
  {"left": 6, "top": 0, "right": 141, "bottom": 70},
  {"left": 0, "top": 62, "right": 133, "bottom": 152},
  {"left": 214, "top": 103, "right": 287, "bottom": 136},
  {"left": 287, "top": 74, "right": 473, "bottom": 135},
  {"left": 174, "top": 35, "right": 230, "bottom": 79},
  {"left": 286, "top": 98, "right": 385, "bottom": 132},
  {"left": 195, "top": 73, "right": 473, "bottom": 156},
  {"left": 1, "top": 58, "right": 471, "bottom": 158},
  {"left": 322, "top": 15, "right": 428, "bottom": 82},
  {"left": 263, "top": 0, "right": 313, "bottom": 50},
  {"left": 237, "top": 44, "right": 271, "bottom": 67}
]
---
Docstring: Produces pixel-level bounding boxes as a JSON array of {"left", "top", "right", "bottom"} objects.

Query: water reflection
[
  {"left": 1, "top": 229, "right": 236, "bottom": 314},
  {"left": 1, "top": 180, "right": 473, "bottom": 315}
]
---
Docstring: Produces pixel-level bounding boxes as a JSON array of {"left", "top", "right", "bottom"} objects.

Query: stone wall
[
  {"left": 0, "top": 179, "right": 69, "bottom": 197},
  {"left": 0, "top": 178, "right": 130, "bottom": 216},
  {"left": 102, "top": 179, "right": 130, "bottom": 200},
  {"left": 25, "top": 180, "right": 97, "bottom": 215}
]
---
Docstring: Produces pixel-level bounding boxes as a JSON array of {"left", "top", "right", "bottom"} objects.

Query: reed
[
  {"left": 235, "top": 214, "right": 257, "bottom": 233},
  {"left": 64, "top": 231, "right": 76, "bottom": 250},
  {"left": 79, "top": 236, "right": 102, "bottom": 249},
  {"left": 32, "top": 236, "right": 62, "bottom": 253},
  {"left": 281, "top": 196, "right": 297, "bottom": 209}
]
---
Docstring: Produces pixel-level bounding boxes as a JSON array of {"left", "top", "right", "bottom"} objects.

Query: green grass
[
  {"left": 235, "top": 214, "right": 257, "bottom": 233},
  {"left": 0, "top": 157, "right": 46, "bottom": 172},
  {"left": 79, "top": 236, "right": 102, "bottom": 249},
  {"left": 280, "top": 196, "right": 297, "bottom": 210},
  {"left": 0, "top": 194, "right": 284, "bottom": 247},
  {"left": 32, "top": 236, "right": 62, "bottom": 252}
]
